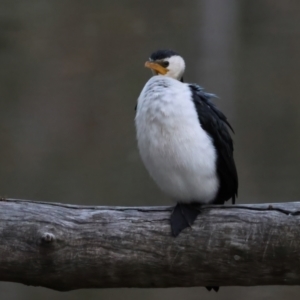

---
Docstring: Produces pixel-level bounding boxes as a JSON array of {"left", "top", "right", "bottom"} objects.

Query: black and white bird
[{"left": 135, "top": 49, "right": 238, "bottom": 240}]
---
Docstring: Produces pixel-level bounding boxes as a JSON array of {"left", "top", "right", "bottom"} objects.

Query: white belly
[{"left": 135, "top": 76, "right": 219, "bottom": 203}]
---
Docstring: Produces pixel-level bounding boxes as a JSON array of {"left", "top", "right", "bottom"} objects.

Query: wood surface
[{"left": 0, "top": 198, "right": 299, "bottom": 291}]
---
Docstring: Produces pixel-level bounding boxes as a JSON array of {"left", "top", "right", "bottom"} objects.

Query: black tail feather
[{"left": 170, "top": 203, "right": 200, "bottom": 237}]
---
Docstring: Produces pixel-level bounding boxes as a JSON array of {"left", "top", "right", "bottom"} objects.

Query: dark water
[{"left": 0, "top": 1, "right": 300, "bottom": 299}]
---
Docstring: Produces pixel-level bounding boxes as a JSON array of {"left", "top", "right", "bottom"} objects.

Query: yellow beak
[{"left": 145, "top": 61, "right": 168, "bottom": 75}]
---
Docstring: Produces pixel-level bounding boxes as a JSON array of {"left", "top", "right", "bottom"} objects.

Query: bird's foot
[
  {"left": 170, "top": 203, "right": 200, "bottom": 237},
  {"left": 206, "top": 286, "right": 219, "bottom": 292}
]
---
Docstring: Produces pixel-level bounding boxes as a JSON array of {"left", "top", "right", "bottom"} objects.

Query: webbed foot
[{"left": 206, "top": 286, "right": 219, "bottom": 292}]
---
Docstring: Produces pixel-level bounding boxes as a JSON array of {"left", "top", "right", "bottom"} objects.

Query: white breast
[{"left": 135, "top": 76, "right": 219, "bottom": 203}]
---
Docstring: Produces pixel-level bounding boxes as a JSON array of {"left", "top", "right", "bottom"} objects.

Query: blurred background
[{"left": 0, "top": 0, "right": 300, "bottom": 299}]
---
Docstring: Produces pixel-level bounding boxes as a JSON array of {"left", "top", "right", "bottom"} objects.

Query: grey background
[{"left": 1, "top": 0, "right": 300, "bottom": 299}]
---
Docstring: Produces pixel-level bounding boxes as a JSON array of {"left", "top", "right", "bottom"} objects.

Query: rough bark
[{"left": 0, "top": 198, "right": 300, "bottom": 291}]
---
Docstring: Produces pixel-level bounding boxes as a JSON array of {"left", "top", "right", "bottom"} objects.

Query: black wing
[{"left": 189, "top": 84, "right": 238, "bottom": 204}]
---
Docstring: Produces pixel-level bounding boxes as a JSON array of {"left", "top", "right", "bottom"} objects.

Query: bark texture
[{"left": 0, "top": 198, "right": 300, "bottom": 291}]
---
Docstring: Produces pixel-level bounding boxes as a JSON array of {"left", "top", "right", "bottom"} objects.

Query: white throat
[{"left": 165, "top": 55, "right": 185, "bottom": 80}]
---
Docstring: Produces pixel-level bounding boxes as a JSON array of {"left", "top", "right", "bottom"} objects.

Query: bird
[{"left": 135, "top": 49, "right": 238, "bottom": 247}]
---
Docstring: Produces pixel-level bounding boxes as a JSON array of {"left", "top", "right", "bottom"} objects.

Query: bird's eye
[{"left": 162, "top": 61, "right": 169, "bottom": 67}]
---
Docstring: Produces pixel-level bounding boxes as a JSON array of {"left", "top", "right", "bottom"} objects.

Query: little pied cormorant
[{"left": 135, "top": 49, "right": 238, "bottom": 239}]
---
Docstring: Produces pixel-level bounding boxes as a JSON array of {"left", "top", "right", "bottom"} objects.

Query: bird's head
[{"left": 145, "top": 50, "right": 185, "bottom": 81}]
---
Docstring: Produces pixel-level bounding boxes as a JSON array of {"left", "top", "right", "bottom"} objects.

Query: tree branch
[{"left": 0, "top": 198, "right": 300, "bottom": 291}]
